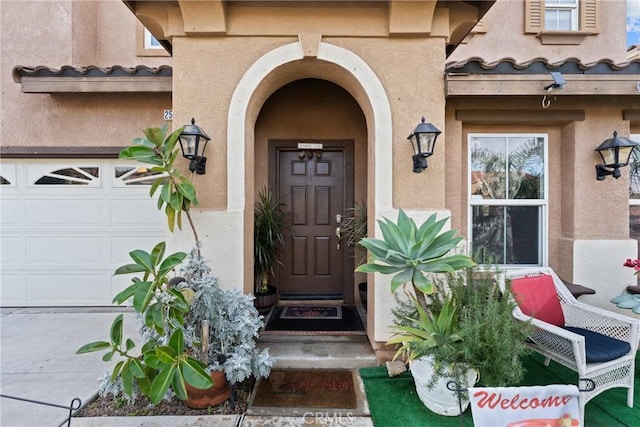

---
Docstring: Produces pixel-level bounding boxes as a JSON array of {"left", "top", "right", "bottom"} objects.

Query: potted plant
[
  {"left": 389, "top": 267, "right": 532, "bottom": 415},
  {"left": 339, "top": 201, "right": 368, "bottom": 305},
  {"left": 77, "top": 124, "right": 272, "bottom": 408},
  {"left": 354, "top": 209, "right": 476, "bottom": 415},
  {"left": 182, "top": 245, "right": 273, "bottom": 408},
  {"left": 253, "top": 186, "right": 287, "bottom": 312}
]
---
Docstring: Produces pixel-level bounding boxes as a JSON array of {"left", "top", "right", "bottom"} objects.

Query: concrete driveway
[{"left": 0, "top": 308, "right": 139, "bottom": 427}]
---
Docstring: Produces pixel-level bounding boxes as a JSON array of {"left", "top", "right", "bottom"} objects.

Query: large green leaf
[
  {"left": 150, "top": 242, "right": 166, "bottom": 268},
  {"left": 156, "top": 345, "right": 178, "bottom": 364},
  {"left": 144, "top": 127, "right": 166, "bottom": 147},
  {"left": 163, "top": 127, "right": 184, "bottom": 158},
  {"left": 110, "top": 314, "right": 123, "bottom": 347},
  {"left": 129, "top": 249, "right": 154, "bottom": 273},
  {"left": 130, "top": 137, "right": 156, "bottom": 149},
  {"left": 75, "top": 341, "right": 111, "bottom": 354},
  {"left": 150, "top": 365, "right": 175, "bottom": 404},
  {"left": 113, "top": 263, "right": 147, "bottom": 276},
  {"left": 110, "top": 361, "right": 125, "bottom": 382},
  {"left": 172, "top": 367, "right": 188, "bottom": 401},
  {"left": 168, "top": 329, "right": 185, "bottom": 354},
  {"left": 121, "top": 360, "right": 134, "bottom": 397},
  {"left": 112, "top": 283, "right": 137, "bottom": 304},
  {"left": 157, "top": 252, "right": 187, "bottom": 277},
  {"left": 118, "top": 146, "right": 162, "bottom": 166},
  {"left": 130, "top": 358, "right": 146, "bottom": 379},
  {"left": 355, "top": 263, "right": 402, "bottom": 275},
  {"left": 166, "top": 204, "right": 176, "bottom": 232},
  {"left": 390, "top": 268, "right": 414, "bottom": 293},
  {"left": 132, "top": 281, "right": 154, "bottom": 312},
  {"left": 176, "top": 178, "right": 196, "bottom": 202},
  {"left": 181, "top": 358, "right": 214, "bottom": 389}
]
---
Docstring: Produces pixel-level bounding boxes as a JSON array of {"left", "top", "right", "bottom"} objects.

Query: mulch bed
[{"left": 74, "top": 380, "right": 253, "bottom": 418}]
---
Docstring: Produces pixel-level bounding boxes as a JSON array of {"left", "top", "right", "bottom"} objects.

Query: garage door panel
[
  {"left": 1, "top": 199, "right": 23, "bottom": 227},
  {"left": 27, "top": 273, "right": 108, "bottom": 304},
  {"left": 26, "top": 199, "right": 105, "bottom": 226},
  {"left": 110, "top": 199, "right": 165, "bottom": 228},
  {"left": 26, "top": 236, "right": 104, "bottom": 264},
  {"left": 0, "top": 236, "right": 23, "bottom": 264},
  {"left": 1, "top": 160, "right": 165, "bottom": 306},
  {"left": 0, "top": 274, "right": 27, "bottom": 304}
]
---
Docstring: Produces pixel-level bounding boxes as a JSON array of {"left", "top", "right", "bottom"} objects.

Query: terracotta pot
[{"left": 184, "top": 370, "right": 231, "bottom": 409}]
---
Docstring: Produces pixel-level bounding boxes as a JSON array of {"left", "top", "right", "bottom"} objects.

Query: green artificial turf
[{"left": 360, "top": 353, "right": 640, "bottom": 427}]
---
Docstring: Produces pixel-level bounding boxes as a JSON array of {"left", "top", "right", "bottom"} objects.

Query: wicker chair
[{"left": 504, "top": 267, "right": 639, "bottom": 423}]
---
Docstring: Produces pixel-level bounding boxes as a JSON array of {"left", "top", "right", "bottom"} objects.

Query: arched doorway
[{"left": 255, "top": 79, "right": 367, "bottom": 303}]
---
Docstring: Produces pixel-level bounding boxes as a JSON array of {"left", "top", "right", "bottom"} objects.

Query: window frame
[
  {"left": 136, "top": 24, "right": 169, "bottom": 57},
  {"left": 525, "top": 0, "right": 599, "bottom": 45},
  {"left": 467, "top": 133, "right": 549, "bottom": 268},
  {"left": 544, "top": 0, "right": 579, "bottom": 31}
]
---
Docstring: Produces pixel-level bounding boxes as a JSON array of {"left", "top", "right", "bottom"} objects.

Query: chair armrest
[
  {"left": 562, "top": 300, "right": 640, "bottom": 349},
  {"left": 513, "top": 307, "right": 587, "bottom": 367}
]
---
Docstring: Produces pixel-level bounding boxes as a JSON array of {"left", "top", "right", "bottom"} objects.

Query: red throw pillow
[{"left": 511, "top": 274, "right": 565, "bottom": 326}]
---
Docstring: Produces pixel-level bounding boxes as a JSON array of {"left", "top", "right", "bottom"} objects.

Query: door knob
[{"left": 336, "top": 226, "right": 342, "bottom": 250}]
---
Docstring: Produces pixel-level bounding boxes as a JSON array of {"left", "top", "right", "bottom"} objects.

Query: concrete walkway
[{"left": 0, "top": 308, "right": 376, "bottom": 427}]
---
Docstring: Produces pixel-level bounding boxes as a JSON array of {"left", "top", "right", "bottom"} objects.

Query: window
[
  {"left": 33, "top": 166, "right": 99, "bottom": 186},
  {"left": 545, "top": 0, "right": 578, "bottom": 31},
  {"left": 469, "top": 134, "right": 548, "bottom": 266},
  {"left": 525, "top": 0, "right": 599, "bottom": 44},
  {"left": 137, "top": 24, "right": 169, "bottom": 57},
  {"left": 144, "top": 29, "right": 163, "bottom": 50}
]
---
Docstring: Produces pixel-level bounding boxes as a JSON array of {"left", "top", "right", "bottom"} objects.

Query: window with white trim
[
  {"left": 137, "top": 24, "right": 169, "bottom": 57},
  {"left": 469, "top": 134, "right": 548, "bottom": 266},
  {"left": 30, "top": 166, "right": 100, "bottom": 186},
  {"left": 545, "top": 0, "right": 578, "bottom": 31},
  {"left": 144, "top": 29, "right": 163, "bottom": 50}
]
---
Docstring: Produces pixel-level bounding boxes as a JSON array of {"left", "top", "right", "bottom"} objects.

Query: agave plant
[
  {"left": 355, "top": 209, "right": 474, "bottom": 309},
  {"left": 388, "top": 292, "right": 463, "bottom": 362}
]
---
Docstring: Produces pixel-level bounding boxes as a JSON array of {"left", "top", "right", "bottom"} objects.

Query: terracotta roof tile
[
  {"left": 12, "top": 65, "right": 172, "bottom": 83},
  {"left": 445, "top": 57, "right": 640, "bottom": 75}
]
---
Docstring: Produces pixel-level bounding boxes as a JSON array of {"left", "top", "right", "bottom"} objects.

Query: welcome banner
[{"left": 468, "top": 384, "right": 580, "bottom": 427}]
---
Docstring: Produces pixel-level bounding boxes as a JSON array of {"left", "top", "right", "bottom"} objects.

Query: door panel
[{"left": 275, "top": 145, "right": 351, "bottom": 299}]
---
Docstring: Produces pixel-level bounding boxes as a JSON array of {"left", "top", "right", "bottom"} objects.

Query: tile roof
[
  {"left": 12, "top": 65, "right": 172, "bottom": 82},
  {"left": 445, "top": 57, "right": 640, "bottom": 75}
]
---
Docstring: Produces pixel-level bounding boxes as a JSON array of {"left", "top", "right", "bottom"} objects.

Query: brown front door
[{"left": 272, "top": 140, "right": 354, "bottom": 301}]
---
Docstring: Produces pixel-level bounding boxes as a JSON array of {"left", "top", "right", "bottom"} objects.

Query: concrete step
[{"left": 257, "top": 335, "right": 378, "bottom": 369}]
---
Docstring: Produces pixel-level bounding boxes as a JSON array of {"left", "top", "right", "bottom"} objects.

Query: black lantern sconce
[
  {"left": 595, "top": 131, "right": 639, "bottom": 181},
  {"left": 178, "top": 118, "right": 211, "bottom": 175},
  {"left": 407, "top": 117, "right": 441, "bottom": 173}
]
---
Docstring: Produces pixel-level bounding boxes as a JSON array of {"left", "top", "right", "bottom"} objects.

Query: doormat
[
  {"left": 263, "top": 305, "right": 365, "bottom": 333},
  {"left": 251, "top": 369, "right": 357, "bottom": 409},
  {"left": 280, "top": 305, "right": 342, "bottom": 320}
]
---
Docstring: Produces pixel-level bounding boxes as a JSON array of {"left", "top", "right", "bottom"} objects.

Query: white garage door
[{"left": 0, "top": 160, "right": 167, "bottom": 306}]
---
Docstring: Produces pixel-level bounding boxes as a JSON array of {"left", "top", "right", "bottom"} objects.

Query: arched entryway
[
  {"left": 226, "top": 39, "right": 393, "bottom": 340},
  {"left": 255, "top": 78, "right": 367, "bottom": 303}
]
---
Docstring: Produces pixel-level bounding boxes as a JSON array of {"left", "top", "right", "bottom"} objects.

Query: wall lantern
[
  {"left": 408, "top": 117, "right": 441, "bottom": 173},
  {"left": 595, "top": 131, "right": 639, "bottom": 181},
  {"left": 178, "top": 118, "right": 210, "bottom": 175}
]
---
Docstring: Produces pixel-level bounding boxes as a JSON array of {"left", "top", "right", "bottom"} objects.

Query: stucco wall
[
  {"left": 1, "top": 0, "right": 171, "bottom": 149},
  {"left": 448, "top": 0, "right": 629, "bottom": 64}
]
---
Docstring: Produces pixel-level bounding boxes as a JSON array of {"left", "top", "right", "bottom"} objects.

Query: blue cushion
[{"left": 564, "top": 326, "right": 631, "bottom": 363}]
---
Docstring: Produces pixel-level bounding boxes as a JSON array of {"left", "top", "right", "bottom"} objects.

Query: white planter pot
[{"left": 410, "top": 355, "right": 479, "bottom": 416}]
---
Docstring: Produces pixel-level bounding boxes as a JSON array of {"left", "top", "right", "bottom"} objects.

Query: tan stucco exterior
[{"left": 2, "top": 0, "right": 639, "bottom": 359}]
